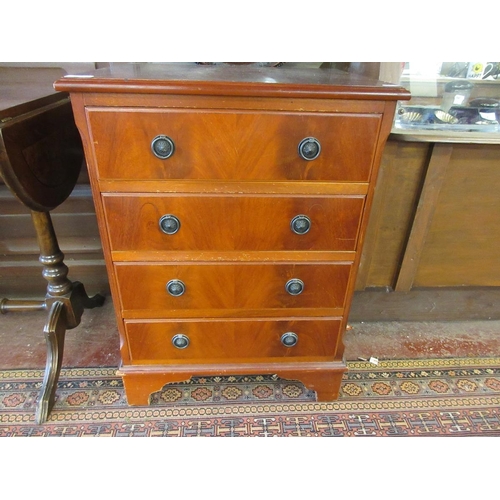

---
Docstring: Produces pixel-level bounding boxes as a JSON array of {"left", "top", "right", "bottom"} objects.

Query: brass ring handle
[
  {"left": 151, "top": 135, "right": 175, "bottom": 159},
  {"left": 290, "top": 215, "right": 311, "bottom": 235},
  {"left": 172, "top": 334, "right": 190, "bottom": 349},
  {"left": 285, "top": 278, "right": 304, "bottom": 295},
  {"left": 166, "top": 279, "right": 185, "bottom": 296},
  {"left": 159, "top": 214, "right": 180, "bottom": 235},
  {"left": 298, "top": 137, "right": 321, "bottom": 160},
  {"left": 281, "top": 332, "right": 298, "bottom": 347}
]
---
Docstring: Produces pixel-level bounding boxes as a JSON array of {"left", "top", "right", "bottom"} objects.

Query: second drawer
[
  {"left": 115, "top": 262, "right": 352, "bottom": 316},
  {"left": 103, "top": 194, "right": 365, "bottom": 252}
]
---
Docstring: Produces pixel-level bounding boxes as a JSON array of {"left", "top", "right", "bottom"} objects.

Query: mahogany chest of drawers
[{"left": 56, "top": 64, "right": 409, "bottom": 404}]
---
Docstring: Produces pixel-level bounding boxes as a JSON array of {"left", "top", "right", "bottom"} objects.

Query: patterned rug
[{"left": 1, "top": 357, "right": 500, "bottom": 436}]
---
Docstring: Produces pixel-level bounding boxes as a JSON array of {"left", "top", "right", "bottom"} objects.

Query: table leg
[
  {"left": 28, "top": 210, "right": 104, "bottom": 423},
  {"left": 35, "top": 300, "right": 66, "bottom": 424}
]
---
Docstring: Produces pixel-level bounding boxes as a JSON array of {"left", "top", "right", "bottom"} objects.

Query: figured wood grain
[
  {"left": 88, "top": 109, "right": 381, "bottom": 182},
  {"left": 102, "top": 194, "right": 365, "bottom": 253},
  {"left": 61, "top": 65, "right": 407, "bottom": 403},
  {"left": 124, "top": 317, "right": 343, "bottom": 363},
  {"left": 115, "top": 262, "right": 352, "bottom": 315}
]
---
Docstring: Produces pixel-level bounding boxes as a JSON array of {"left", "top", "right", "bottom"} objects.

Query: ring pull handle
[
  {"left": 290, "top": 215, "right": 311, "bottom": 235},
  {"left": 159, "top": 214, "right": 180, "bottom": 235},
  {"left": 298, "top": 137, "right": 321, "bottom": 160},
  {"left": 172, "top": 334, "right": 190, "bottom": 349},
  {"left": 151, "top": 135, "right": 175, "bottom": 159},
  {"left": 281, "top": 332, "right": 298, "bottom": 347},
  {"left": 166, "top": 279, "right": 185, "bottom": 297},
  {"left": 285, "top": 278, "right": 304, "bottom": 295}
]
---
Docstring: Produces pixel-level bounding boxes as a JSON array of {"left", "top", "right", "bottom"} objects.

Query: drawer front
[
  {"left": 115, "top": 262, "right": 352, "bottom": 314},
  {"left": 125, "top": 318, "right": 343, "bottom": 362},
  {"left": 103, "top": 194, "right": 364, "bottom": 252},
  {"left": 88, "top": 109, "right": 381, "bottom": 182}
]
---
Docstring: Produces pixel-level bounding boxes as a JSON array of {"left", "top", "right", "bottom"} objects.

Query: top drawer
[{"left": 87, "top": 109, "right": 381, "bottom": 182}]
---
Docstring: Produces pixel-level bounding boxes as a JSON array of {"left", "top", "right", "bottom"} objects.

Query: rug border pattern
[{"left": 1, "top": 357, "right": 500, "bottom": 436}]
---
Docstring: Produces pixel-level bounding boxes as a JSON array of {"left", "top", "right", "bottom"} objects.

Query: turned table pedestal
[{"left": 0, "top": 67, "right": 104, "bottom": 423}]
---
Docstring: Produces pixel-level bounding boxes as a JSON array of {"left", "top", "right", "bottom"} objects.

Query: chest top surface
[{"left": 54, "top": 63, "right": 410, "bottom": 101}]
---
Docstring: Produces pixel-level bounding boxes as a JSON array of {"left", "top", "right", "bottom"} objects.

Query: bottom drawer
[{"left": 125, "top": 318, "right": 343, "bottom": 363}]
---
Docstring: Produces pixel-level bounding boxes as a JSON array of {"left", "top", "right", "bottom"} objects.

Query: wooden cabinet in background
[
  {"left": 356, "top": 140, "right": 500, "bottom": 290},
  {"left": 351, "top": 137, "right": 500, "bottom": 322}
]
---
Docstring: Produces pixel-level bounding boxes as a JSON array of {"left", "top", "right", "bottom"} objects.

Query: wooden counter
[{"left": 350, "top": 130, "right": 500, "bottom": 321}]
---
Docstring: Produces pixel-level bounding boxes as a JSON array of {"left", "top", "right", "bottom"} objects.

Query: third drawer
[{"left": 115, "top": 262, "right": 353, "bottom": 317}]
